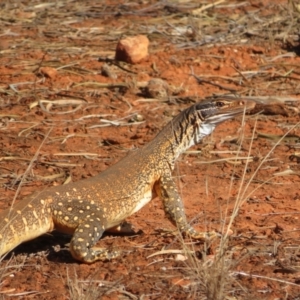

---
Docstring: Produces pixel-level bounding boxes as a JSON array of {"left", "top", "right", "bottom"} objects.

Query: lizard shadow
[{"left": 3, "top": 229, "right": 143, "bottom": 264}]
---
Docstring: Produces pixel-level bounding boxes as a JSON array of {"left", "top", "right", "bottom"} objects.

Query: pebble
[
  {"left": 115, "top": 35, "right": 149, "bottom": 64},
  {"left": 39, "top": 67, "right": 57, "bottom": 79},
  {"left": 145, "top": 78, "right": 169, "bottom": 99}
]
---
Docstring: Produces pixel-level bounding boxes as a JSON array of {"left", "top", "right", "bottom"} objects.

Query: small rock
[
  {"left": 40, "top": 67, "right": 57, "bottom": 79},
  {"left": 250, "top": 103, "right": 289, "bottom": 117},
  {"left": 115, "top": 35, "right": 149, "bottom": 64},
  {"left": 175, "top": 254, "right": 188, "bottom": 261},
  {"left": 129, "top": 114, "right": 144, "bottom": 123},
  {"left": 101, "top": 63, "right": 118, "bottom": 79},
  {"left": 145, "top": 78, "right": 169, "bottom": 99},
  {"left": 225, "top": 228, "right": 234, "bottom": 236}
]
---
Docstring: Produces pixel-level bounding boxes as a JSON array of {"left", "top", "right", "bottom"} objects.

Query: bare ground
[{"left": 0, "top": 1, "right": 300, "bottom": 299}]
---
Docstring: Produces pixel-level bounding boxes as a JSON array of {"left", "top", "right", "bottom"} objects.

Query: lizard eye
[{"left": 216, "top": 101, "right": 225, "bottom": 107}]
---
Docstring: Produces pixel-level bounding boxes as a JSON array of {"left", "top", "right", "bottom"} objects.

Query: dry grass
[
  {"left": 66, "top": 267, "right": 130, "bottom": 300},
  {"left": 174, "top": 113, "right": 300, "bottom": 299},
  {"left": 0, "top": 0, "right": 299, "bottom": 102},
  {"left": 0, "top": 0, "right": 300, "bottom": 299}
]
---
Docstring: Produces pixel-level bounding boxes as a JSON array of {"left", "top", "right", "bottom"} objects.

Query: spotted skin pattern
[{"left": 0, "top": 98, "right": 255, "bottom": 263}]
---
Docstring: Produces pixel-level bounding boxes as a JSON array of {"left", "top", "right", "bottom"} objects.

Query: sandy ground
[{"left": 0, "top": 0, "right": 300, "bottom": 299}]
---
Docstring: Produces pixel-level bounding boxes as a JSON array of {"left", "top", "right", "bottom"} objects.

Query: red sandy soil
[{"left": 0, "top": 1, "right": 299, "bottom": 299}]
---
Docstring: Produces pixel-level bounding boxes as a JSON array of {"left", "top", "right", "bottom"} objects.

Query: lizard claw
[{"left": 186, "top": 228, "right": 218, "bottom": 240}]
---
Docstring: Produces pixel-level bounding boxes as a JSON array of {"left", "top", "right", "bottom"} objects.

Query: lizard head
[
  {"left": 181, "top": 96, "right": 257, "bottom": 149},
  {"left": 196, "top": 97, "right": 256, "bottom": 125}
]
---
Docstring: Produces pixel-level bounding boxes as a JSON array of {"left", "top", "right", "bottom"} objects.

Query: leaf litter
[{"left": 0, "top": 0, "right": 300, "bottom": 299}]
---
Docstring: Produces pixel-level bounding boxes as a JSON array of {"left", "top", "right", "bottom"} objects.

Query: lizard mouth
[{"left": 205, "top": 99, "right": 256, "bottom": 125}]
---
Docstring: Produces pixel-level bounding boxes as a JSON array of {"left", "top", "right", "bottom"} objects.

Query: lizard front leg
[{"left": 155, "top": 173, "right": 216, "bottom": 240}]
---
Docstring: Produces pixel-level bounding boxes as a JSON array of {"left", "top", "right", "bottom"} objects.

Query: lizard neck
[{"left": 146, "top": 105, "right": 215, "bottom": 167}]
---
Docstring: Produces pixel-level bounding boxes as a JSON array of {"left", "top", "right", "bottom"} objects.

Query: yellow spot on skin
[
  {"left": 66, "top": 192, "right": 70, "bottom": 196},
  {"left": 22, "top": 217, "right": 27, "bottom": 226},
  {"left": 58, "top": 211, "right": 62, "bottom": 215},
  {"left": 86, "top": 206, "right": 90, "bottom": 210},
  {"left": 42, "top": 209, "right": 45, "bottom": 214},
  {"left": 79, "top": 229, "right": 83, "bottom": 233},
  {"left": 56, "top": 192, "right": 60, "bottom": 195},
  {"left": 9, "top": 225, "right": 15, "bottom": 232},
  {"left": 79, "top": 210, "right": 83, "bottom": 214},
  {"left": 78, "top": 196, "right": 81, "bottom": 200},
  {"left": 77, "top": 238, "right": 84, "bottom": 242},
  {"left": 33, "top": 210, "right": 38, "bottom": 219},
  {"left": 28, "top": 204, "right": 33, "bottom": 208},
  {"left": 17, "top": 210, "right": 21, "bottom": 214},
  {"left": 64, "top": 216, "right": 69, "bottom": 221},
  {"left": 91, "top": 200, "right": 95, "bottom": 204},
  {"left": 68, "top": 207, "right": 72, "bottom": 211},
  {"left": 74, "top": 216, "right": 78, "bottom": 221},
  {"left": 40, "top": 199, "right": 45, "bottom": 205},
  {"left": 73, "top": 188, "right": 77, "bottom": 192},
  {"left": 84, "top": 224, "right": 90, "bottom": 228},
  {"left": 0, "top": 234, "right": 2, "bottom": 239},
  {"left": 54, "top": 210, "right": 58, "bottom": 215},
  {"left": 58, "top": 202, "right": 63, "bottom": 206}
]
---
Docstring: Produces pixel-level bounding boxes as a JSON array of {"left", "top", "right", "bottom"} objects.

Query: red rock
[
  {"left": 39, "top": 67, "right": 57, "bottom": 79},
  {"left": 115, "top": 35, "right": 149, "bottom": 64}
]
